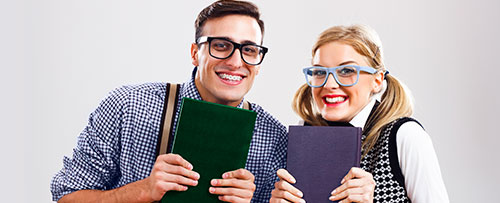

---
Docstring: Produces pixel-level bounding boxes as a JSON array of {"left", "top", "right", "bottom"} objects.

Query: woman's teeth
[
  {"left": 325, "top": 97, "right": 345, "bottom": 103},
  {"left": 218, "top": 73, "right": 243, "bottom": 81}
]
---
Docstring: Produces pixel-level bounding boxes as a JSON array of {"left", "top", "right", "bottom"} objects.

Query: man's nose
[
  {"left": 224, "top": 48, "right": 244, "bottom": 69},
  {"left": 323, "top": 73, "right": 340, "bottom": 88}
]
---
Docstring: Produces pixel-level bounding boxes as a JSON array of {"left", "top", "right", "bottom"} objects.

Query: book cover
[
  {"left": 287, "top": 125, "right": 362, "bottom": 203},
  {"left": 161, "top": 98, "right": 256, "bottom": 203}
]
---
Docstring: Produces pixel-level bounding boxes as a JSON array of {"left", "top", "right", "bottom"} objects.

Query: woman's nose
[{"left": 323, "top": 73, "right": 340, "bottom": 88}]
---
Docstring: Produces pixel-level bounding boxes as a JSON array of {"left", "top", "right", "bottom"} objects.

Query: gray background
[{"left": 2, "top": 0, "right": 499, "bottom": 202}]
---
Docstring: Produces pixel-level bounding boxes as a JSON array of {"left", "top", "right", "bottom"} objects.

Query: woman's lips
[{"left": 322, "top": 95, "right": 348, "bottom": 106}]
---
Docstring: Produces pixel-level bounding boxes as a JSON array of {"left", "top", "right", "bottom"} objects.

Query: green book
[{"left": 161, "top": 97, "right": 256, "bottom": 203}]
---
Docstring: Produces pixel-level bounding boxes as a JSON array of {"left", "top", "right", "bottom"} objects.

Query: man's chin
[{"left": 213, "top": 93, "right": 246, "bottom": 105}]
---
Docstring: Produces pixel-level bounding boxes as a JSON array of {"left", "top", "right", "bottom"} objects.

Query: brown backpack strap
[
  {"left": 155, "top": 83, "right": 180, "bottom": 156},
  {"left": 243, "top": 100, "right": 251, "bottom": 110}
]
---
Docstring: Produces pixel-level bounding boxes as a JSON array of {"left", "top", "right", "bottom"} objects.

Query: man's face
[{"left": 191, "top": 14, "right": 262, "bottom": 107}]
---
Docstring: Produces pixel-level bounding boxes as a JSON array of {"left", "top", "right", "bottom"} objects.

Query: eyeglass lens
[
  {"left": 306, "top": 66, "right": 358, "bottom": 86},
  {"left": 209, "top": 38, "right": 264, "bottom": 65}
]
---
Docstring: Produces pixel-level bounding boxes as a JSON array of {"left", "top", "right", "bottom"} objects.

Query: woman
[{"left": 270, "top": 25, "right": 449, "bottom": 203}]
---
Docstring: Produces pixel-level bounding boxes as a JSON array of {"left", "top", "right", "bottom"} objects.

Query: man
[{"left": 50, "top": 0, "right": 287, "bottom": 202}]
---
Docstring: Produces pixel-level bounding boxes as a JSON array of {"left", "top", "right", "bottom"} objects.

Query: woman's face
[{"left": 311, "top": 41, "right": 383, "bottom": 122}]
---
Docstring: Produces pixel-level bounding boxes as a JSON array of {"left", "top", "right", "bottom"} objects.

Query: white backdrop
[{"left": 2, "top": 0, "right": 499, "bottom": 202}]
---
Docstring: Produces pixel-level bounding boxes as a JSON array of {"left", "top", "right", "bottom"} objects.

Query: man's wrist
[
  {"left": 124, "top": 178, "right": 154, "bottom": 203},
  {"left": 101, "top": 178, "right": 153, "bottom": 203}
]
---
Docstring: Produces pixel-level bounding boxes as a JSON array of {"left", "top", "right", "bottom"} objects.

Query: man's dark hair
[{"left": 195, "top": 0, "right": 265, "bottom": 44}]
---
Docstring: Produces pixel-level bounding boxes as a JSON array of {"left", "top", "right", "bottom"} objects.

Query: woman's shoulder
[{"left": 393, "top": 117, "right": 430, "bottom": 148}]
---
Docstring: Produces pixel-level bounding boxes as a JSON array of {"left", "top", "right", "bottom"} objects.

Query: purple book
[{"left": 287, "top": 125, "right": 362, "bottom": 203}]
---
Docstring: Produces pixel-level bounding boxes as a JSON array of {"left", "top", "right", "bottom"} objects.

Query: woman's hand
[
  {"left": 269, "top": 169, "right": 305, "bottom": 203},
  {"left": 329, "top": 167, "right": 375, "bottom": 203}
]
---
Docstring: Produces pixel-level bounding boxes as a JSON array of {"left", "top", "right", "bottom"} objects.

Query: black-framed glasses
[
  {"left": 196, "top": 36, "right": 268, "bottom": 65},
  {"left": 303, "top": 65, "right": 377, "bottom": 87}
]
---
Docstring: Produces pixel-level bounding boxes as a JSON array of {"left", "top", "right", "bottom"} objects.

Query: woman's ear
[
  {"left": 191, "top": 43, "right": 199, "bottom": 67},
  {"left": 372, "top": 71, "right": 384, "bottom": 93}
]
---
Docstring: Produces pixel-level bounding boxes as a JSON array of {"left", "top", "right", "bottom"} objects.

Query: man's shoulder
[
  {"left": 112, "top": 82, "right": 168, "bottom": 96},
  {"left": 105, "top": 82, "right": 169, "bottom": 100},
  {"left": 97, "top": 82, "right": 169, "bottom": 109},
  {"left": 249, "top": 102, "right": 287, "bottom": 132}
]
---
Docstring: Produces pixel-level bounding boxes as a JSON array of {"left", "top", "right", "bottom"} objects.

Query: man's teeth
[
  {"left": 325, "top": 97, "right": 345, "bottom": 103},
  {"left": 218, "top": 73, "right": 242, "bottom": 81}
]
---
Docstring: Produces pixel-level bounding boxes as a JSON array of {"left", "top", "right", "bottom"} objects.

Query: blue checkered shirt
[{"left": 50, "top": 68, "right": 288, "bottom": 202}]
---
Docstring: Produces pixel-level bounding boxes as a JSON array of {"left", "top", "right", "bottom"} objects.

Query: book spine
[{"left": 355, "top": 128, "right": 362, "bottom": 167}]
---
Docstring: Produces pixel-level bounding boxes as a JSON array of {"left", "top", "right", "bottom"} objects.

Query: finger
[
  {"left": 157, "top": 181, "right": 188, "bottom": 192},
  {"left": 161, "top": 173, "right": 198, "bottom": 186},
  {"left": 329, "top": 187, "right": 363, "bottom": 201},
  {"left": 152, "top": 160, "right": 200, "bottom": 181},
  {"left": 331, "top": 179, "right": 365, "bottom": 195},
  {"left": 162, "top": 163, "right": 200, "bottom": 180},
  {"left": 270, "top": 196, "right": 292, "bottom": 203},
  {"left": 336, "top": 194, "right": 372, "bottom": 203},
  {"left": 341, "top": 167, "right": 371, "bottom": 184},
  {"left": 274, "top": 180, "right": 303, "bottom": 198},
  {"left": 217, "top": 195, "right": 247, "bottom": 203},
  {"left": 209, "top": 186, "right": 253, "bottom": 199},
  {"left": 222, "top": 169, "right": 254, "bottom": 181},
  {"left": 277, "top": 169, "right": 296, "bottom": 184},
  {"left": 159, "top": 153, "right": 193, "bottom": 170},
  {"left": 211, "top": 178, "right": 255, "bottom": 191},
  {"left": 271, "top": 188, "right": 305, "bottom": 203}
]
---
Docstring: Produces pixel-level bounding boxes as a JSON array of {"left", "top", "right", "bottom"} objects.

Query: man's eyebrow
[
  {"left": 216, "top": 36, "right": 232, "bottom": 41},
  {"left": 215, "top": 36, "right": 257, "bottom": 45},
  {"left": 240, "top": 40, "right": 257, "bottom": 45}
]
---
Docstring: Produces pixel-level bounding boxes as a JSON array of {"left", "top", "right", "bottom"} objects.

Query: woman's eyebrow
[
  {"left": 312, "top": 60, "right": 358, "bottom": 67},
  {"left": 338, "top": 60, "right": 358, "bottom": 66}
]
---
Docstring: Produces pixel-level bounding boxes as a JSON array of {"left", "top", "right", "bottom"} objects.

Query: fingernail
[
  {"left": 193, "top": 180, "right": 198, "bottom": 185},
  {"left": 222, "top": 173, "right": 228, "bottom": 178},
  {"left": 182, "top": 186, "right": 188, "bottom": 191},
  {"left": 291, "top": 177, "right": 297, "bottom": 184},
  {"left": 297, "top": 191, "right": 303, "bottom": 197},
  {"left": 329, "top": 196, "right": 335, "bottom": 201},
  {"left": 211, "top": 179, "right": 217, "bottom": 185},
  {"left": 341, "top": 178, "right": 345, "bottom": 184},
  {"left": 300, "top": 199, "right": 306, "bottom": 203},
  {"left": 188, "top": 164, "right": 193, "bottom": 170},
  {"left": 331, "top": 189, "right": 336, "bottom": 195},
  {"left": 209, "top": 187, "right": 215, "bottom": 193}
]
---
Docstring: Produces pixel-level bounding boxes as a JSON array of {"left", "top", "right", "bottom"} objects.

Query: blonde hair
[{"left": 292, "top": 25, "right": 413, "bottom": 157}]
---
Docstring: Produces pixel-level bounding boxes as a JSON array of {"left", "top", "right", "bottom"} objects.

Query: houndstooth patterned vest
[{"left": 360, "top": 117, "right": 422, "bottom": 203}]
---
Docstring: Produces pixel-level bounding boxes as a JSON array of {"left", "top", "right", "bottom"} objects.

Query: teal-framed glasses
[{"left": 303, "top": 65, "right": 377, "bottom": 87}]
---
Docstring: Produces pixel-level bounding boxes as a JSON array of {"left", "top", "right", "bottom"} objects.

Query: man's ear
[
  {"left": 191, "top": 43, "right": 199, "bottom": 67},
  {"left": 372, "top": 71, "right": 384, "bottom": 93}
]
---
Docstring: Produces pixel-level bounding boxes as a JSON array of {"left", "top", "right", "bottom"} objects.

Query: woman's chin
[{"left": 321, "top": 114, "right": 348, "bottom": 122}]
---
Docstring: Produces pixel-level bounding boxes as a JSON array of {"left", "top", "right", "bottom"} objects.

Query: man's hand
[
  {"left": 58, "top": 154, "right": 200, "bottom": 203},
  {"left": 208, "top": 168, "right": 256, "bottom": 203},
  {"left": 142, "top": 153, "right": 200, "bottom": 201}
]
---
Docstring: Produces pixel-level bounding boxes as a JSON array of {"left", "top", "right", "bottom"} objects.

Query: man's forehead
[{"left": 200, "top": 15, "right": 263, "bottom": 44}]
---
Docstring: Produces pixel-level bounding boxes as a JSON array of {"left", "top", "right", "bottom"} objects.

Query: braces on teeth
[{"left": 219, "top": 73, "right": 242, "bottom": 81}]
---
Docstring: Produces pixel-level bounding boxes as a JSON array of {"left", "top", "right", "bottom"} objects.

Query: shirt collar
[
  {"left": 180, "top": 67, "right": 245, "bottom": 108},
  {"left": 349, "top": 99, "right": 377, "bottom": 130}
]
